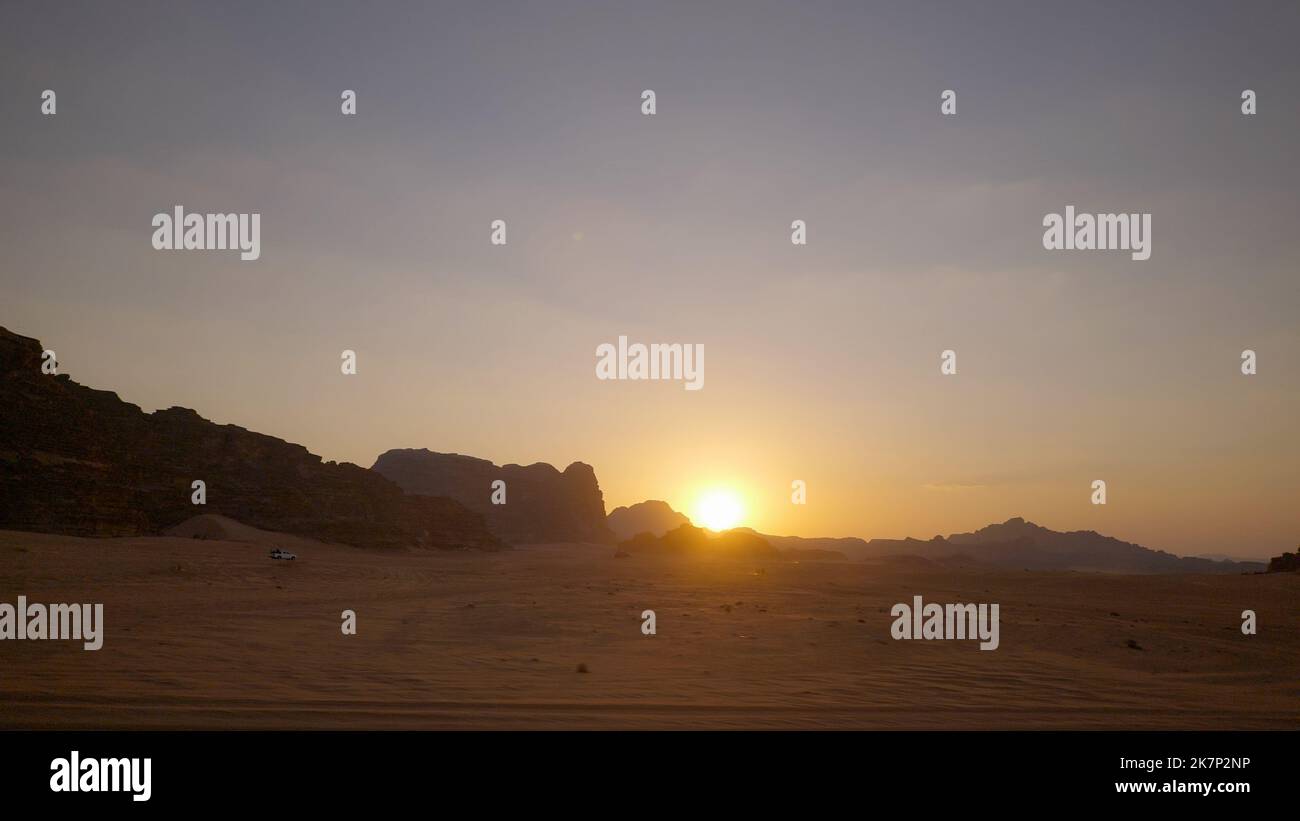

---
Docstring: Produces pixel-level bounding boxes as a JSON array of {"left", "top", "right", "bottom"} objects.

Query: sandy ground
[{"left": 2, "top": 527, "right": 1297, "bottom": 729}]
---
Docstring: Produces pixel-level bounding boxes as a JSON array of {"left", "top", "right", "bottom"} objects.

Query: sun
[{"left": 693, "top": 488, "right": 745, "bottom": 531}]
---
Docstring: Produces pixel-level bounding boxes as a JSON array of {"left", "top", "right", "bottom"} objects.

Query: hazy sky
[{"left": 3, "top": 1, "right": 1298, "bottom": 558}]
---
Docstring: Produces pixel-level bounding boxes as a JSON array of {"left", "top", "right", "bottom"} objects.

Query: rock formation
[
  {"left": 0, "top": 326, "right": 503, "bottom": 551},
  {"left": 607, "top": 500, "right": 692, "bottom": 540},
  {"left": 372, "top": 448, "right": 615, "bottom": 544},
  {"left": 1267, "top": 551, "right": 1299, "bottom": 573}
]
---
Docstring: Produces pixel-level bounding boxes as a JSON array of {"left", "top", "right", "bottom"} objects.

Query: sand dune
[
  {"left": 164, "top": 514, "right": 342, "bottom": 552},
  {"left": 2, "top": 528, "right": 1296, "bottom": 729}
]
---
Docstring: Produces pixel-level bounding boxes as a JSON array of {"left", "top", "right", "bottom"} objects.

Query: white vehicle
[{"left": 269, "top": 548, "right": 297, "bottom": 561}]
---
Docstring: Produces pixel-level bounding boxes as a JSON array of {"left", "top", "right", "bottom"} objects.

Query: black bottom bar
[{"left": 2, "top": 730, "right": 1288, "bottom": 809}]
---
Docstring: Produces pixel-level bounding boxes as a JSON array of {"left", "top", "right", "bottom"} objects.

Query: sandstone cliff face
[
  {"left": 372, "top": 449, "right": 616, "bottom": 544},
  {"left": 0, "top": 327, "right": 503, "bottom": 551}
]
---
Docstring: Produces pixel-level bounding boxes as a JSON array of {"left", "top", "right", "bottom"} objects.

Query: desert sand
[{"left": 2, "top": 522, "right": 1297, "bottom": 730}]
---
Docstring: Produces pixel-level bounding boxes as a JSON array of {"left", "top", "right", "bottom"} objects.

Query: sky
[{"left": 2, "top": 1, "right": 1298, "bottom": 558}]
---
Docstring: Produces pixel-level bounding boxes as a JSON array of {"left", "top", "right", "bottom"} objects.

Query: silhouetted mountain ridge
[
  {"left": 752, "top": 517, "right": 1262, "bottom": 573},
  {"left": 0, "top": 327, "right": 503, "bottom": 550},
  {"left": 607, "top": 500, "right": 692, "bottom": 540},
  {"left": 372, "top": 448, "right": 615, "bottom": 544}
]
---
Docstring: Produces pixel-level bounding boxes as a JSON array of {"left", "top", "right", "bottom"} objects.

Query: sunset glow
[{"left": 693, "top": 489, "right": 745, "bottom": 531}]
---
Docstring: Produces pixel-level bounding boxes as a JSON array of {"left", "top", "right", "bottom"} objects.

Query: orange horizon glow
[{"left": 691, "top": 488, "right": 746, "bottom": 532}]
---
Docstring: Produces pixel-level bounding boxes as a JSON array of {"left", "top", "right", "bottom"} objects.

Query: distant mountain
[
  {"left": 620, "top": 523, "right": 779, "bottom": 558},
  {"left": 865, "top": 517, "right": 1263, "bottom": 574},
  {"left": 739, "top": 517, "right": 1263, "bottom": 573},
  {"left": 607, "top": 500, "right": 692, "bottom": 540},
  {"left": 0, "top": 327, "right": 503, "bottom": 551},
  {"left": 372, "top": 448, "right": 616, "bottom": 545},
  {"left": 734, "top": 528, "right": 862, "bottom": 561},
  {"left": 1196, "top": 552, "right": 1267, "bottom": 564}
]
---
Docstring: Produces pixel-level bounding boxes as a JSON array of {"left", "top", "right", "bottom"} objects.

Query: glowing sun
[{"left": 693, "top": 489, "right": 745, "bottom": 531}]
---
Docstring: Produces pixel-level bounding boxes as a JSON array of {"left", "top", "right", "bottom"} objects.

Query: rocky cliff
[
  {"left": 1267, "top": 551, "right": 1299, "bottom": 573},
  {"left": 0, "top": 327, "right": 503, "bottom": 551},
  {"left": 372, "top": 448, "right": 616, "bottom": 544}
]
